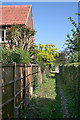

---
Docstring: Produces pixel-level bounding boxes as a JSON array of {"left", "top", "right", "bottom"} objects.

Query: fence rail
[{"left": 0, "top": 63, "right": 42, "bottom": 119}]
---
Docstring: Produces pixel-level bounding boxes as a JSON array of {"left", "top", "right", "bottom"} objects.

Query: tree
[
  {"left": 35, "top": 44, "right": 59, "bottom": 63},
  {"left": 1, "top": 24, "right": 36, "bottom": 64},
  {"left": 54, "top": 50, "right": 70, "bottom": 65},
  {"left": 6, "top": 24, "right": 35, "bottom": 50},
  {"left": 34, "top": 44, "right": 59, "bottom": 73},
  {"left": 71, "top": 51, "right": 79, "bottom": 63},
  {"left": 65, "top": 13, "right": 80, "bottom": 62},
  {"left": 65, "top": 13, "right": 80, "bottom": 117}
]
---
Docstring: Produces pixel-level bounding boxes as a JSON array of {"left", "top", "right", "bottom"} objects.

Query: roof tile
[{"left": 0, "top": 5, "right": 31, "bottom": 25}]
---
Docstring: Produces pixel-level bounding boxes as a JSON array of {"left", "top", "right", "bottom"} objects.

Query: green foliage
[
  {"left": 20, "top": 73, "right": 62, "bottom": 119},
  {"left": 59, "top": 64, "right": 79, "bottom": 118},
  {"left": 34, "top": 44, "right": 59, "bottom": 72},
  {"left": 52, "top": 65, "right": 55, "bottom": 71},
  {"left": 6, "top": 24, "right": 35, "bottom": 50},
  {"left": 7, "top": 50, "right": 20, "bottom": 63},
  {"left": 42, "top": 73, "right": 48, "bottom": 83},
  {"left": 71, "top": 51, "right": 78, "bottom": 63},
  {"left": 0, "top": 46, "right": 31, "bottom": 64},
  {"left": 65, "top": 14, "right": 80, "bottom": 62},
  {"left": 0, "top": 24, "right": 36, "bottom": 64},
  {"left": 54, "top": 49, "right": 71, "bottom": 66},
  {"left": 15, "top": 48, "right": 31, "bottom": 64},
  {"left": 33, "top": 75, "right": 38, "bottom": 92},
  {"left": 35, "top": 44, "right": 59, "bottom": 64},
  {"left": 0, "top": 46, "right": 9, "bottom": 63}
]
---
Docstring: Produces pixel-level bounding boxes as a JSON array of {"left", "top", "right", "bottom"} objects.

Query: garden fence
[{"left": 0, "top": 63, "right": 42, "bottom": 119}]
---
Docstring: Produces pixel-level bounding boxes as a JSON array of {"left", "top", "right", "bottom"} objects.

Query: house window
[
  {"left": 0, "top": 29, "right": 6, "bottom": 42},
  {"left": 2, "top": 31, "right": 4, "bottom": 41}
]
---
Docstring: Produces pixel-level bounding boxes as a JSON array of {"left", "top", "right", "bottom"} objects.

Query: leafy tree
[
  {"left": 71, "top": 51, "right": 79, "bottom": 63},
  {"left": 35, "top": 44, "right": 59, "bottom": 63},
  {"left": 6, "top": 24, "right": 35, "bottom": 50},
  {"left": 54, "top": 50, "right": 70, "bottom": 65},
  {"left": 65, "top": 13, "right": 80, "bottom": 117},
  {"left": 65, "top": 13, "right": 80, "bottom": 62},
  {"left": 34, "top": 44, "right": 59, "bottom": 72},
  {"left": 1, "top": 24, "right": 35, "bottom": 64}
]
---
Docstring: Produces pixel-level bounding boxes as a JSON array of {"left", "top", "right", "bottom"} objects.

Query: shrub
[
  {"left": 0, "top": 46, "right": 31, "bottom": 64},
  {"left": 15, "top": 48, "right": 31, "bottom": 64}
]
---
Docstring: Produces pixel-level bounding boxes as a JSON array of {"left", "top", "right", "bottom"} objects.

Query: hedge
[{"left": 59, "top": 63, "right": 80, "bottom": 117}]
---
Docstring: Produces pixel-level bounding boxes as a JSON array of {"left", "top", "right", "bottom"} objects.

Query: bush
[
  {"left": 0, "top": 46, "right": 31, "bottom": 64},
  {"left": 15, "top": 48, "right": 31, "bottom": 64},
  {"left": 8, "top": 50, "right": 20, "bottom": 63},
  {"left": 42, "top": 73, "right": 48, "bottom": 83}
]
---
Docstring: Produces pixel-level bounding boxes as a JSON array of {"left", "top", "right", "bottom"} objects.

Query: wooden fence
[{"left": 0, "top": 63, "right": 42, "bottom": 119}]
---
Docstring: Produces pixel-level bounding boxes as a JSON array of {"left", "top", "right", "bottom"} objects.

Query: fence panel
[
  {"left": 0, "top": 63, "right": 42, "bottom": 119},
  {"left": 1, "top": 64, "right": 14, "bottom": 119}
]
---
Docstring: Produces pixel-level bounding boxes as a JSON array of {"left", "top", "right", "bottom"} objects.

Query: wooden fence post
[
  {"left": 78, "top": 65, "right": 80, "bottom": 117},
  {"left": 28, "top": 65, "right": 32, "bottom": 100},
  {"left": 20, "top": 66, "right": 23, "bottom": 97},
  {"left": 0, "top": 62, "right": 2, "bottom": 120},
  {"left": 38, "top": 67, "right": 42, "bottom": 84},
  {"left": 14, "top": 63, "right": 19, "bottom": 118},
  {"left": 23, "top": 65, "right": 25, "bottom": 110},
  {"left": 14, "top": 107, "right": 19, "bottom": 118},
  {"left": 24, "top": 65, "right": 28, "bottom": 109}
]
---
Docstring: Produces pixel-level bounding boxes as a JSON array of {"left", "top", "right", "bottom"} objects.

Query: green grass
[
  {"left": 20, "top": 73, "right": 62, "bottom": 119},
  {"left": 57, "top": 73, "right": 79, "bottom": 118}
]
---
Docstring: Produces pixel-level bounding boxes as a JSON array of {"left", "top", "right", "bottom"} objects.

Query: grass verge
[
  {"left": 20, "top": 73, "right": 62, "bottom": 119},
  {"left": 57, "top": 73, "right": 78, "bottom": 118}
]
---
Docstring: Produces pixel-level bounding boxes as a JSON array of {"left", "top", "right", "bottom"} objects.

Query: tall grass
[{"left": 59, "top": 63, "right": 79, "bottom": 118}]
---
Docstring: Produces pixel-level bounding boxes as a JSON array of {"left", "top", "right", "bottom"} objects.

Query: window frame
[{"left": 0, "top": 29, "right": 8, "bottom": 43}]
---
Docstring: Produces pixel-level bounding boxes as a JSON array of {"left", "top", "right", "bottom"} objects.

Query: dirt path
[{"left": 56, "top": 75, "right": 69, "bottom": 118}]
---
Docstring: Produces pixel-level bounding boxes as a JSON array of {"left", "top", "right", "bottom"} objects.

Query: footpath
[
  {"left": 52, "top": 67, "right": 69, "bottom": 118},
  {"left": 57, "top": 76, "right": 69, "bottom": 118}
]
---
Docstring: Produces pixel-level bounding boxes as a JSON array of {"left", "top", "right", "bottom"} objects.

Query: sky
[{"left": 2, "top": 2, "right": 78, "bottom": 52}]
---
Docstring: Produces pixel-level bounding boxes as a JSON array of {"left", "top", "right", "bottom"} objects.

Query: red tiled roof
[{"left": 0, "top": 5, "right": 32, "bottom": 25}]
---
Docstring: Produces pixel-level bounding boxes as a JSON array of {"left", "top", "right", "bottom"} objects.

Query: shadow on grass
[{"left": 20, "top": 96, "right": 62, "bottom": 119}]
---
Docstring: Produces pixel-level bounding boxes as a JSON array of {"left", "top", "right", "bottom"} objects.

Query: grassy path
[
  {"left": 56, "top": 73, "right": 69, "bottom": 118},
  {"left": 20, "top": 73, "right": 62, "bottom": 119},
  {"left": 57, "top": 73, "right": 79, "bottom": 118}
]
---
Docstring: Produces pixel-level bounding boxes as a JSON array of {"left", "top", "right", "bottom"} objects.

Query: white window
[
  {"left": 0, "top": 29, "right": 8, "bottom": 43},
  {"left": 0, "top": 30, "right": 2, "bottom": 42},
  {"left": 4, "top": 30, "right": 6, "bottom": 41}
]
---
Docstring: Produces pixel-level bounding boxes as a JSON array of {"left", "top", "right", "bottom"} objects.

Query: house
[{"left": 0, "top": 5, "right": 34, "bottom": 45}]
